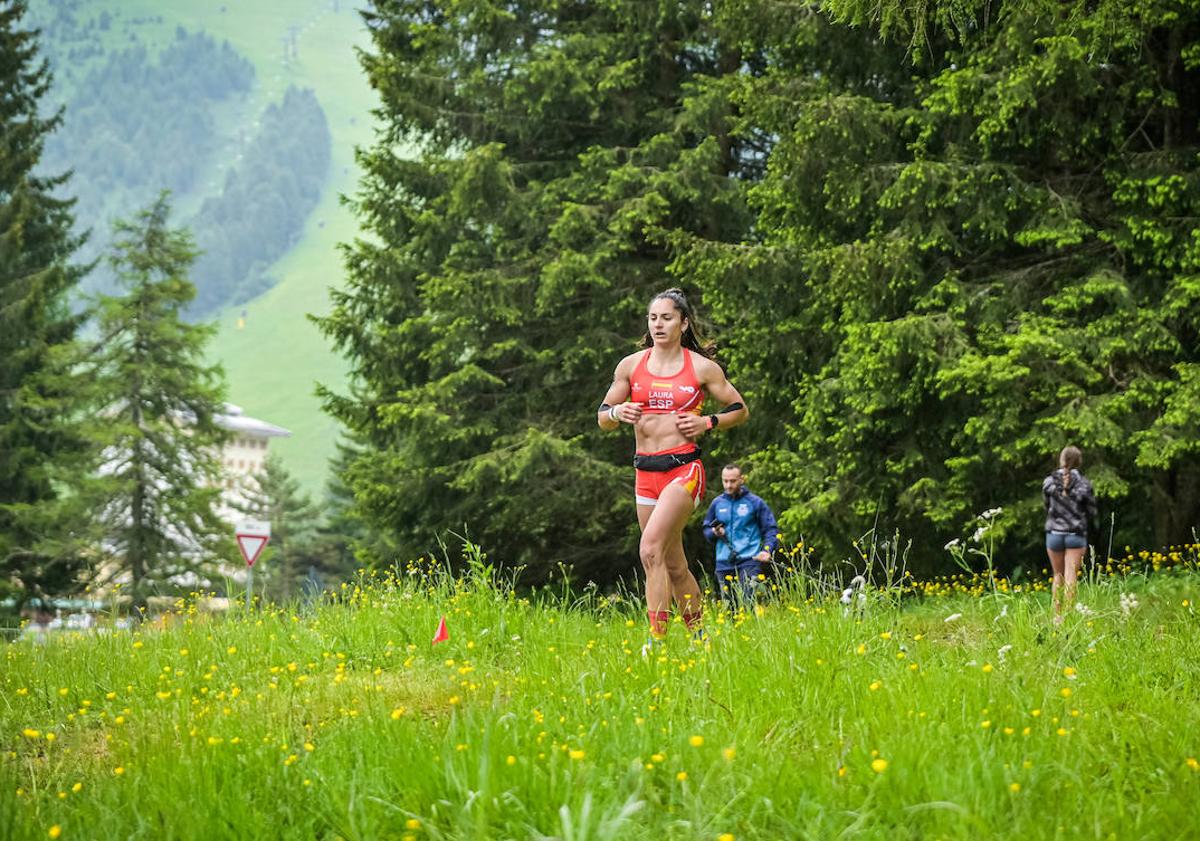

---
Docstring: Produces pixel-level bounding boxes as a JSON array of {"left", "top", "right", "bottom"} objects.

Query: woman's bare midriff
[{"left": 634, "top": 413, "right": 696, "bottom": 454}]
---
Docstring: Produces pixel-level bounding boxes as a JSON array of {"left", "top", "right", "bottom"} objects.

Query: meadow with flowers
[{"left": 3, "top": 542, "right": 1200, "bottom": 841}]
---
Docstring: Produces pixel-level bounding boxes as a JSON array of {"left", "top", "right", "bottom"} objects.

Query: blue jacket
[{"left": 702, "top": 488, "right": 780, "bottom": 569}]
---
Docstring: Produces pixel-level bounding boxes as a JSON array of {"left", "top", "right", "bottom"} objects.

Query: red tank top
[{"left": 630, "top": 349, "right": 703, "bottom": 415}]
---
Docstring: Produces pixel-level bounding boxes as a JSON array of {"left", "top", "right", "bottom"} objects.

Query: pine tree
[
  {"left": 317, "top": 0, "right": 755, "bottom": 584},
  {"left": 0, "top": 1, "right": 90, "bottom": 607},
  {"left": 322, "top": 0, "right": 1200, "bottom": 577},
  {"left": 684, "top": 0, "right": 1200, "bottom": 567},
  {"left": 88, "top": 193, "right": 230, "bottom": 609}
]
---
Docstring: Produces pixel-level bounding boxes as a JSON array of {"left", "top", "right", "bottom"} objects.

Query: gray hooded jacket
[{"left": 1042, "top": 468, "right": 1098, "bottom": 535}]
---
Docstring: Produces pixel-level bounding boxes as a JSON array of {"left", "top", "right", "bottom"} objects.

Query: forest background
[
  {"left": 321, "top": 0, "right": 1200, "bottom": 585},
  {"left": 9, "top": 0, "right": 1200, "bottom": 596}
]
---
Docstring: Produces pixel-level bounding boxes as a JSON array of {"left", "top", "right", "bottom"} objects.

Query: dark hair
[
  {"left": 722, "top": 463, "right": 742, "bottom": 474},
  {"left": 641, "top": 288, "right": 717, "bottom": 358}
]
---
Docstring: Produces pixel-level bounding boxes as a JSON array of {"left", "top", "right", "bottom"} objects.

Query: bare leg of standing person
[
  {"left": 1048, "top": 546, "right": 1066, "bottom": 624},
  {"left": 1062, "top": 546, "right": 1086, "bottom": 616}
]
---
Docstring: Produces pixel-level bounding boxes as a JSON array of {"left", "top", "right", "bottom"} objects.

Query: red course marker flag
[{"left": 431, "top": 615, "right": 449, "bottom": 645}]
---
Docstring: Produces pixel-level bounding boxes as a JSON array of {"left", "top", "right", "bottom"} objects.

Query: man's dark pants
[{"left": 716, "top": 558, "right": 763, "bottom": 610}]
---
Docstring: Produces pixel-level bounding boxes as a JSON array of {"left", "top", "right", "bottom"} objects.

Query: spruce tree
[
  {"left": 88, "top": 193, "right": 230, "bottom": 608},
  {"left": 0, "top": 1, "right": 90, "bottom": 607},
  {"left": 683, "top": 0, "right": 1200, "bottom": 567},
  {"left": 318, "top": 0, "right": 757, "bottom": 584}
]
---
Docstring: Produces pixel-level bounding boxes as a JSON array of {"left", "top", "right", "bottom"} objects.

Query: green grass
[
  {"left": 3, "top": 555, "right": 1200, "bottom": 840},
  {"left": 55, "top": 0, "right": 382, "bottom": 496}
]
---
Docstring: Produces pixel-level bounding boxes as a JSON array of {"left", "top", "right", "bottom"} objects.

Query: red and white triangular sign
[{"left": 235, "top": 519, "right": 271, "bottom": 567}]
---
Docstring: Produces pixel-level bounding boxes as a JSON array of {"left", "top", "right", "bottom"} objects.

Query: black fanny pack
[{"left": 633, "top": 448, "right": 702, "bottom": 472}]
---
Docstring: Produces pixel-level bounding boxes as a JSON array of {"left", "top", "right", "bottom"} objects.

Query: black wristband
[{"left": 707, "top": 415, "right": 718, "bottom": 430}]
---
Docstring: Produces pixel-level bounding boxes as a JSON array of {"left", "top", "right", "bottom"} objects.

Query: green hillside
[
  {"left": 42, "top": 0, "right": 380, "bottom": 496},
  {"left": 202, "top": 0, "right": 374, "bottom": 498}
]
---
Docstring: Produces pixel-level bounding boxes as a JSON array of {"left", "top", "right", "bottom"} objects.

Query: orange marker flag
[{"left": 431, "top": 615, "right": 449, "bottom": 645}]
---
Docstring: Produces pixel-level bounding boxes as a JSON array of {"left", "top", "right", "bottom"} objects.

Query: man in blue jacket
[{"left": 702, "top": 463, "right": 780, "bottom": 609}]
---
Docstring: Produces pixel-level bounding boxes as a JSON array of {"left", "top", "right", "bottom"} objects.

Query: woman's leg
[
  {"left": 1062, "top": 546, "right": 1086, "bottom": 614},
  {"left": 664, "top": 538, "right": 703, "bottom": 630},
  {"left": 638, "top": 485, "right": 699, "bottom": 638},
  {"left": 1047, "top": 543, "right": 1066, "bottom": 623}
]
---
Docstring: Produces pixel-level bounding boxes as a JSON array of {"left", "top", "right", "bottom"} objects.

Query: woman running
[{"left": 597, "top": 288, "right": 748, "bottom": 649}]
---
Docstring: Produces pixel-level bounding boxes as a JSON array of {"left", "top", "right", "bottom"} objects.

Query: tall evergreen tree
[
  {"left": 88, "top": 193, "right": 230, "bottom": 608},
  {"left": 318, "top": 0, "right": 758, "bottom": 583},
  {"left": 0, "top": 1, "right": 90, "bottom": 607},
  {"left": 324, "top": 0, "right": 1200, "bottom": 578},
  {"left": 681, "top": 0, "right": 1200, "bottom": 569}
]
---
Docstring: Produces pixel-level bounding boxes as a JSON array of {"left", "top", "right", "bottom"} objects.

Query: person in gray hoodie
[{"left": 1043, "top": 445, "right": 1099, "bottom": 624}]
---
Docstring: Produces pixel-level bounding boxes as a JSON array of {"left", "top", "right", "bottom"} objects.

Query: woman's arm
[
  {"left": 597, "top": 355, "right": 638, "bottom": 430},
  {"left": 673, "top": 355, "right": 748, "bottom": 439}
]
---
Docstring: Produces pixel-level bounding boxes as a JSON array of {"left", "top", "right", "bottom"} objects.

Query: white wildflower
[
  {"left": 1119, "top": 592, "right": 1139, "bottom": 618},
  {"left": 944, "top": 538, "right": 961, "bottom": 551},
  {"left": 979, "top": 507, "right": 1003, "bottom": 520},
  {"left": 971, "top": 526, "right": 988, "bottom": 543},
  {"left": 993, "top": 604, "right": 1008, "bottom": 622},
  {"left": 997, "top": 644, "right": 1013, "bottom": 662},
  {"left": 842, "top": 575, "right": 867, "bottom": 606},
  {"left": 944, "top": 613, "right": 963, "bottom": 623},
  {"left": 1074, "top": 603, "right": 1096, "bottom": 618}
]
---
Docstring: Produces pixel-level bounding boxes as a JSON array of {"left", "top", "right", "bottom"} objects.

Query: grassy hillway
[
  {"left": 3, "top": 547, "right": 1199, "bottom": 840},
  {"left": 43, "top": 0, "right": 381, "bottom": 495}
]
